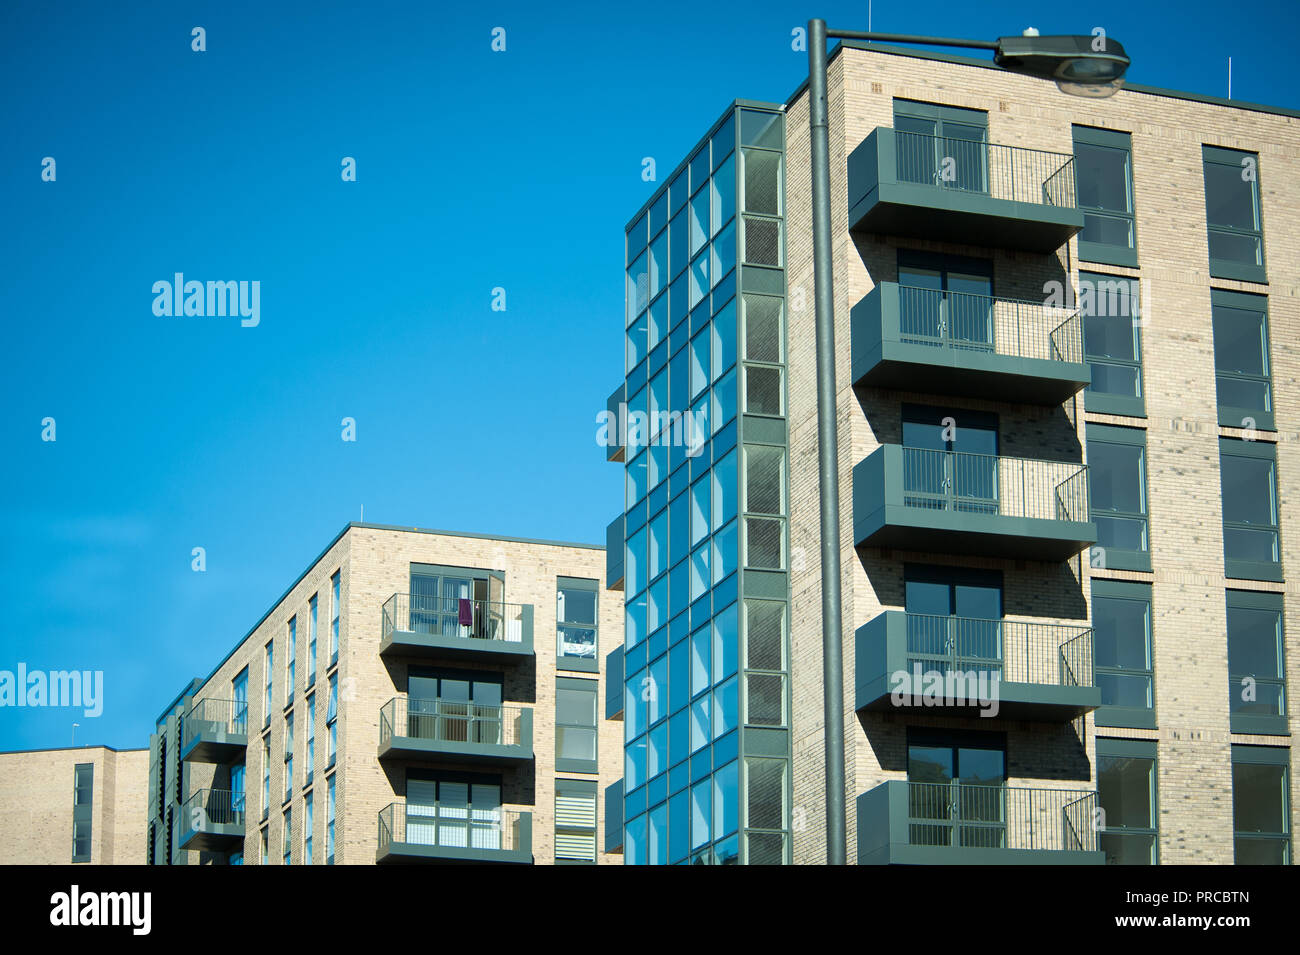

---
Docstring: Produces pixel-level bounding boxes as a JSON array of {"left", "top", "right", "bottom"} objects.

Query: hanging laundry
[{"left": 458, "top": 597, "right": 473, "bottom": 627}]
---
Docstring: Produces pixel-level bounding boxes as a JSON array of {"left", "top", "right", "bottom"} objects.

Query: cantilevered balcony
[
  {"left": 853, "top": 445, "right": 1095, "bottom": 561},
  {"left": 606, "top": 515, "right": 625, "bottom": 591},
  {"left": 379, "top": 594, "right": 533, "bottom": 664},
  {"left": 605, "top": 646, "right": 624, "bottom": 720},
  {"left": 378, "top": 698, "right": 533, "bottom": 765},
  {"left": 848, "top": 128, "right": 1083, "bottom": 252},
  {"left": 180, "top": 698, "right": 248, "bottom": 763},
  {"left": 851, "top": 283, "right": 1089, "bottom": 404},
  {"left": 857, "top": 781, "right": 1103, "bottom": 865},
  {"left": 855, "top": 612, "right": 1100, "bottom": 721},
  {"left": 376, "top": 803, "right": 532, "bottom": 864},
  {"left": 178, "top": 788, "right": 246, "bottom": 852}
]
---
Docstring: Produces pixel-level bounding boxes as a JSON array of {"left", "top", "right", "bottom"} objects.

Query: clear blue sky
[{"left": 2, "top": 0, "right": 1296, "bottom": 751}]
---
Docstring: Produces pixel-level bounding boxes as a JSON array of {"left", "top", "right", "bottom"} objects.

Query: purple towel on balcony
[{"left": 458, "top": 598, "right": 473, "bottom": 627}]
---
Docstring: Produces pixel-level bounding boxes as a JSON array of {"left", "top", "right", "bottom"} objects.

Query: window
[
  {"left": 327, "top": 777, "right": 335, "bottom": 864},
  {"left": 304, "top": 791, "right": 314, "bottom": 864},
  {"left": 406, "top": 775, "right": 504, "bottom": 850},
  {"left": 1087, "top": 424, "right": 1150, "bottom": 572},
  {"left": 897, "top": 250, "right": 995, "bottom": 351},
  {"left": 1212, "top": 289, "right": 1273, "bottom": 430},
  {"left": 1203, "top": 145, "right": 1265, "bottom": 282},
  {"left": 330, "top": 572, "right": 340, "bottom": 666},
  {"left": 1220, "top": 438, "right": 1281, "bottom": 581},
  {"left": 262, "top": 737, "right": 270, "bottom": 820},
  {"left": 556, "top": 677, "right": 598, "bottom": 773},
  {"left": 1096, "top": 738, "right": 1157, "bottom": 864},
  {"left": 263, "top": 640, "right": 273, "bottom": 726},
  {"left": 1091, "top": 580, "right": 1155, "bottom": 729},
  {"left": 284, "top": 712, "right": 294, "bottom": 802},
  {"left": 231, "top": 667, "right": 249, "bottom": 733},
  {"left": 1228, "top": 590, "right": 1287, "bottom": 735},
  {"left": 282, "top": 808, "right": 292, "bottom": 865},
  {"left": 260, "top": 827, "right": 268, "bottom": 865},
  {"left": 1072, "top": 126, "right": 1137, "bottom": 267},
  {"left": 327, "top": 674, "right": 338, "bottom": 768},
  {"left": 555, "top": 779, "right": 598, "bottom": 863},
  {"left": 286, "top": 616, "right": 296, "bottom": 705},
  {"left": 905, "top": 728, "right": 1006, "bottom": 849},
  {"left": 557, "top": 577, "right": 599, "bottom": 671},
  {"left": 1079, "top": 272, "right": 1143, "bottom": 416},
  {"left": 305, "top": 695, "right": 316, "bottom": 785},
  {"left": 1232, "top": 746, "right": 1290, "bottom": 864},
  {"left": 305, "top": 609, "right": 315, "bottom": 689},
  {"left": 72, "top": 763, "right": 93, "bottom": 863}
]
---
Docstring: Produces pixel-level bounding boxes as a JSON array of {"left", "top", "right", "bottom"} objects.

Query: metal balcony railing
[
  {"left": 182, "top": 698, "right": 249, "bottom": 750},
  {"left": 902, "top": 613, "right": 1095, "bottom": 688},
  {"left": 381, "top": 594, "right": 528, "bottom": 645},
  {"left": 378, "top": 802, "right": 526, "bottom": 852},
  {"left": 896, "top": 285, "right": 1084, "bottom": 365},
  {"left": 379, "top": 697, "right": 526, "bottom": 748},
  {"left": 900, "top": 448, "right": 1089, "bottom": 524},
  {"left": 905, "top": 782, "right": 1098, "bottom": 852},
  {"left": 181, "top": 788, "right": 246, "bottom": 831},
  {"left": 894, "top": 130, "right": 1078, "bottom": 209}
]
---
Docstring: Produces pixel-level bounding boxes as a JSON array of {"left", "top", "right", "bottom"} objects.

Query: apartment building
[
  {"left": 606, "top": 40, "right": 1298, "bottom": 864},
  {"left": 0, "top": 745, "right": 148, "bottom": 864},
  {"left": 147, "top": 522, "right": 622, "bottom": 865}
]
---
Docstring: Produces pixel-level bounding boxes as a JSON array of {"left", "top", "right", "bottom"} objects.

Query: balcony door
[
  {"left": 409, "top": 565, "right": 503, "bottom": 639},
  {"left": 904, "top": 565, "right": 1003, "bottom": 678},
  {"left": 894, "top": 99, "right": 989, "bottom": 194},
  {"left": 907, "top": 730, "right": 1007, "bottom": 848},
  {"left": 408, "top": 667, "right": 504, "bottom": 745},
  {"left": 902, "top": 404, "right": 999, "bottom": 514},
  {"left": 406, "top": 775, "right": 503, "bottom": 850},
  {"left": 898, "top": 250, "right": 995, "bottom": 352}
]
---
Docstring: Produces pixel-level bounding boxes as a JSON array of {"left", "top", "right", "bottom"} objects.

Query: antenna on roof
[{"left": 1228, "top": 57, "right": 1232, "bottom": 99}]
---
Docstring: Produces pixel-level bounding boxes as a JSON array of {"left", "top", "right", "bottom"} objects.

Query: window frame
[
  {"left": 555, "top": 676, "right": 599, "bottom": 774},
  {"left": 1211, "top": 288, "right": 1273, "bottom": 431},
  {"left": 1203, "top": 145, "right": 1266, "bottom": 283},
  {"left": 557, "top": 577, "right": 600, "bottom": 673},
  {"left": 1090, "top": 579, "right": 1156, "bottom": 730},
  {"left": 1231, "top": 744, "right": 1291, "bottom": 865},
  {"left": 1086, "top": 423, "right": 1151, "bottom": 572},
  {"left": 1072, "top": 125, "right": 1139, "bottom": 268},
  {"left": 1079, "top": 272, "right": 1145, "bottom": 417},
  {"left": 1227, "top": 589, "right": 1288, "bottom": 736},
  {"left": 1095, "top": 737, "right": 1159, "bottom": 864},
  {"left": 1219, "top": 437, "right": 1282, "bottom": 582},
  {"left": 555, "top": 777, "right": 599, "bottom": 864}
]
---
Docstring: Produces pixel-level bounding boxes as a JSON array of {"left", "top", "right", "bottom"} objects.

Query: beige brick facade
[
  {"left": 0, "top": 746, "right": 148, "bottom": 865},
  {"left": 170, "top": 523, "right": 621, "bottom": 865},
  {"left": 783, "top": 44, "right": 1300, "bottom": 864}
]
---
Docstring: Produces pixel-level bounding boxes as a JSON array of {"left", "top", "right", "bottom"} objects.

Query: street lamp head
[{"left": 994, "top": 34, "right": 1131, "bottom": 97}]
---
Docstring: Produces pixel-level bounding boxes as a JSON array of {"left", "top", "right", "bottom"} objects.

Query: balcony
[
  {"left": 377, "top": 802, "right": 532, "bottom": 864},
  {"left": 378, "top": 698, "right": 533, "bottom": 766},
  {"left": 177, "top": 789, "right": 246, "bottom": 852},
  {"left": 855, "top": 612, "right": 1100, "bottom": 721},
  {"left": 858, "top": 781, "right": 1103, "bottom": 865},
  {"left": 606, "top": 382, "right": 626, "bottom": 462},
  {"left": 851, "top": 283, "right": 1089, "bottom": 405},
  {"left": 379, "top": 594, "right": 533, "bottom": 664},
  {"left": 180, "top": 698, "right": 248, "bottom": 763},
  {"left": 853, "top": 445, "right": 1095, "bottom": 561},
  {"left": 605, "top": 781, "right": 624, "bottom": 854},
  {"left": 848, "top": 128, "right": 1083, "bottom": 252}
]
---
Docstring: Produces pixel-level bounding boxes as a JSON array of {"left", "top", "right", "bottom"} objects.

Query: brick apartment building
[{"left": 604, "top": 39, "right": 1298, "bottom": 864}]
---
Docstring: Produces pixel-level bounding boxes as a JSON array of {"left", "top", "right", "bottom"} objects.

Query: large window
[
  {"left": 1212, "top": 289, "right": 1273, "bottom": 430},
  {"left": 556, "top": 678, "right": 598, "bottom": 773},
  {"left": 1079, "top": 272, "right": 1143, "bottom": 416},
  {"left": 326, "top": 777, "right": 335, "bottom": 865},
  {"left": 286, "top": 615, "right": 297, "bottom": 705},
  {"left": 261, "top": 737, "right": 270, "bottom": 820},
  {"left": 284, "top": 712, "right": 294, "bottom": 802},
  {"left": 305, "top": 695, "right": 316, "bottom": 785},
  {"left": 1096, "top": 738, "right": 1157, "bottom": 864},
  {"left": 72, "top": 763, "right": 93, "bottom": 863},
  {"left": 231, "top": 667, "right": 249, "bottom": 732},
  {"left": 282, "top": 808, "right": 292, "bottom": 865},
  {"left": 555, "top": 778, "right": 598, "bottom": 863},
  {"left": 263, "top": 640, "right": 273, "bottom": 727},
  {"left": 1203, "top": 145, "right": 1265, "bottom": 282},
  {"left": 1228, "top": 590, "right": 1287, "bottom": 735},
  {"left": 1073, "top": 126, "right": 1137, "bottom": 267},
  {"left": 558, "top": 577, "right": 599, "bottom": 671},
  {"left": 1087, "top": 423, "right": 1150, "bottom": 572},
  {"left": 304, "top": 790, "right": 314, "bottom": 865},
  {"left": 329, "top": 571, "right": 340, "bottom": 667},
  {"left": 1091, "top": 580, "right": 1155, "bottom": 729},
  {"left": 327, "top": 674, "right": 338, "bottom": 768},
  {"left": 893, "top": 99, "right": 989, "bottom": 195},
  {"left": 1232, "top": 745, "right": 1290, "bottom": 864},
  {"left": 1220, "top": 438, "right": 1281, "bottom": 581}
]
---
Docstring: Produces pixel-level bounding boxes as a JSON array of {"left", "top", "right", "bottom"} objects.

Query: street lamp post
[{"left": 804, "top": 19, "right": 1129, "bottom": 866}]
